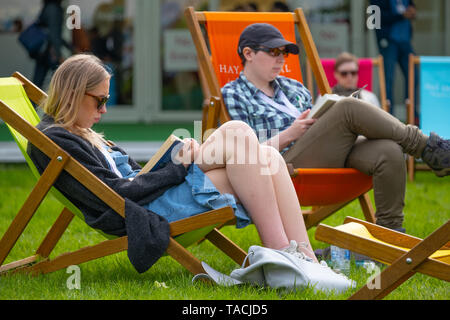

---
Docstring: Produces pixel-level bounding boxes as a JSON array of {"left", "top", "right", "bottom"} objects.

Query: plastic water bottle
[
  {"left": 330, "top": 245, "right": 350, "bottom": 275},
  {"left": 356, "top": 260, "right": 376, "bottom": 271}
]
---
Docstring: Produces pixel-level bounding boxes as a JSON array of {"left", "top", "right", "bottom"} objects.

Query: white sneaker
[
  {"left": 320, "top": 260, "right": 329, "bottom": 267},
  {"left": 282, "top": 245, "right": 356, "bottom": 293},
  {"left": 282, "top": 240, "right": 314, "bottom": 263},
  {"left": 316, "top": 259, "right": 356, "bottom": 290}
]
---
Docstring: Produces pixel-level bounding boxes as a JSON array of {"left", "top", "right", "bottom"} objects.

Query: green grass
[{"left": 0, "top": 164, "right": 448, "bottom": 300}]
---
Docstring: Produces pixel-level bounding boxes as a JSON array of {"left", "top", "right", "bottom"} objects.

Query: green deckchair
[{"left": 0, "top": 72, "right": 246, "bottom": 276}]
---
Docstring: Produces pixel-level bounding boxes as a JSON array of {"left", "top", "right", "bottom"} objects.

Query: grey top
[{"left": 27, "top": 114, "right": 188, "bottom": 273}]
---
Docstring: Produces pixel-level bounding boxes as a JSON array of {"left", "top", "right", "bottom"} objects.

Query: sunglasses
[
  {"left": 252, "top": 46, "right": 289, "bottom": 58},
  {"left": 338, "top": 70, "right": 358, "bottom": 77},
  {"left": 85, "top": 92, "right": 110, "bottom": 110}
]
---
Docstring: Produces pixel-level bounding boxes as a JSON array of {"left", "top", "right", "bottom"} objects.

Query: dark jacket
[
  {"left": 27, "top": 114, "right": 188, "bottom": 273},
  {"left": 370, "top": 0, "right": 415, "bottom": 41}
]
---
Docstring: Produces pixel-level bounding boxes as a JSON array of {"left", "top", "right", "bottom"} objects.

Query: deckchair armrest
[{"left": 169, "top": 207, "right": 234, "bottom": 237}]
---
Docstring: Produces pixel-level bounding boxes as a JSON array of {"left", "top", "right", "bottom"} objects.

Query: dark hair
[
  {"left": 271, "top": 1, "right": 290, "bottom": 12},
  {"left": 334, "top": 52, "right": 359, "bottom": 71},
  {"left": 247, "top": 2, "right": 258, "bottom": 11}
]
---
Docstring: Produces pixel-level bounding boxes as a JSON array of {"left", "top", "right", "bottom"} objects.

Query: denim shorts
[{"left": 144, "top": 164, "right": 251, "bottom": 229}]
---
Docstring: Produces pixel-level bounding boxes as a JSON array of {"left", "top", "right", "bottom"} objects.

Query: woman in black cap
[{"left": 222, "top": 23, "right": 450, "bottom": 233}]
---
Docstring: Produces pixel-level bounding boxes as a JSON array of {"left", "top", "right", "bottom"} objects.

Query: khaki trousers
[{"left": 283, "top": 97, "right": 428, "bottom": 229}]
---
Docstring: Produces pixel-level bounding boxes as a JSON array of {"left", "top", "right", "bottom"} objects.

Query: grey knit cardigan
[{"left": 27, "top": 114, "right": 188, "bottom": 273}]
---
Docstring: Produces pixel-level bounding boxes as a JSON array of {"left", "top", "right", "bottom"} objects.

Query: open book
[
  {"left": 137, "top": 134, "right": 184, "bottom": 175},
  {"left": 306, "top": 94, "right": 343, "bottom": 119},
  {"left": 306, "top": 86, "right": 367, "bottom": 119}
]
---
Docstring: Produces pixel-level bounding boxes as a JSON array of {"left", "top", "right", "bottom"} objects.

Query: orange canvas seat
[
  {"left": 292, "top": 168, "right": 373, "bottom": 207},
  {"left": 185, "top": 8, "right": 375, "bottom": 228}
]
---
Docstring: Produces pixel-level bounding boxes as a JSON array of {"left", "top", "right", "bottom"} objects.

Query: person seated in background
[{"left": 332, "top": 52, "right": 381, "bottom": 108}]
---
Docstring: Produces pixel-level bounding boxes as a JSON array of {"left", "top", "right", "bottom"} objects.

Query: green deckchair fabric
[{"left": 0, "top": 77, "right": 215, "bottom": 248}]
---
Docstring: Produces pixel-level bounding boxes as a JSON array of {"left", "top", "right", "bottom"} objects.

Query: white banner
[
  {"left": 163, "top": 29, "right": 198, "bottom": 72},
  {"left": 310, "top": 23, "right": 349, "bottom": 58}
]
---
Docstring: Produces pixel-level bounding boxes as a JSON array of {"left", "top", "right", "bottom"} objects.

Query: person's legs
[
  {"left": 33, "top": 54, "right": 49, "bottom": 89},
  {"left": 397, "top": 41, "right": 419, "bottom": 123},
  {"left": 345, "top": 137, "right": 406, "bottom": 230},
  {"left": 379, "top": 40, "right": 399, "bottom": 114},
  {"left": 283, "top": 97, "right": 428, "bottom": 169},
  {"left": 283, "top": 98, "right": 429, "bottom": 230},
  {"left": 198, "top": 121, "right": 317, "bottom": 261}
]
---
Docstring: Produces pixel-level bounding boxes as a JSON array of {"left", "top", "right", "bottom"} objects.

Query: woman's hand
[
  {"left": 175, "top": 138, "right": 200, "bottom": 168},
  {"left": 286, "top": 109, "right": 316, "bottom": 141}
]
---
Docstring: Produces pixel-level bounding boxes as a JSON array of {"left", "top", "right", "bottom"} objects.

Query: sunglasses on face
[
  {"left": 252, "top": 46, "right": 289, "bottom": 58},
  {"left": 85, "top": 92, "right": 110, "bottom": 110},
  {"left": 338, "top": 70, "right": 358, "bottom": 77}
]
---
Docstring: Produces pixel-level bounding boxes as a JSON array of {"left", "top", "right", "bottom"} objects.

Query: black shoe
[
  {"left": 392, "top": 226, "right": 406, "bottom": 233},
  {"left": 421, "top": 132, "right": 450, "bottom": 177}
]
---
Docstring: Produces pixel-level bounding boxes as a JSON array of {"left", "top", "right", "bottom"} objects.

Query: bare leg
[
  {"left": 197, "top": 121, "right": 317, "bottom": 261},
  {"left": 260, "top": 145, "right": 317, "bottom": 261}
]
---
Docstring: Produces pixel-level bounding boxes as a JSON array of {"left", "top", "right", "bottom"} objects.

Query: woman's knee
[
  {"left": 375, "top": 140, "right": 406, "bottom": 170},
  {"left": 334, "top": 97, "right": 373, "bottom": 115},
  {"left": 220, "top": 121, "right": 259, "bottom": 147},
  {"left": 220, "top": 120, "right": 253, "bottom": 133},
  {"left": 347, "top": 138, "right": 405, "bottom": 175},
  {"left": 260, "top": 145, "right": 288, "bottom": 174}
]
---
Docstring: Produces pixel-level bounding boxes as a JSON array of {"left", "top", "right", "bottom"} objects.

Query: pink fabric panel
[
  {"left": 321, "top": 59, "right": 337, "bottom": 88},
  {"left": 357, "top": 58, "right": 373, "bottom": 92},
  {"left": 320, "top": 58, "right": 374, "bottom": 92}
]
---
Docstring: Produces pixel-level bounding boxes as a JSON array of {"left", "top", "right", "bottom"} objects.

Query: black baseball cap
[{"left": 237, "top": 23, "right": 299, "bottom": 55}]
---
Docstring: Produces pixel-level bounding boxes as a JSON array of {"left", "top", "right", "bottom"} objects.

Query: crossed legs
[{"left": 195, "top": 120, "right": 317, "bottom": 262}]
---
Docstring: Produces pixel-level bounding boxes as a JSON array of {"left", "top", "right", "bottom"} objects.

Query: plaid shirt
[{"left": 222, "top": 73, "right": 313, "bottom": 143}]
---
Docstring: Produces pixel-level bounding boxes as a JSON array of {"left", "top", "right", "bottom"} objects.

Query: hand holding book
[
  {"left": 289, "top": 109, "right": 316, "bottom": 139},
  {"left": 175, "top": 138, "right": 200, "bottom": 168},
  {"left": 138, "top": 134, "right": 186, "bottom": 175},
  {"left": 306, "top": 84, "right": 368, "bottom": 119}
]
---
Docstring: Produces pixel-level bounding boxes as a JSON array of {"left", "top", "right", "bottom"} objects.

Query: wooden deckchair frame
[
  {"left": 185, "top": 7, "right": 376, "bottom": 229},
  {"left": 0, "top": 72, "right": 247, "bottom": 276},
  {"left": 305, "top": 55, "right": 389, "bottom": 112},
  {"left": 187, "top": 7, "right": 330, "bottom": 134},
  {"left": 406, "top": 54, "right": 431, "bottom": 181},
  {"left": 315, "top": 216, "right": 450, "bottom": 299}
]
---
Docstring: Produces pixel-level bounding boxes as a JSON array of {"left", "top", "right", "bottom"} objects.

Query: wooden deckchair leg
[
  {"left": 304, "top": 201, "right": 350, "bottom": 229},
  {"left": 358, "top": 193, "right": 376, "bottom": 224},
  {"left": 36, "top": 208, "right": 75, "bottom": 258},
  {"left": 205, "top": 228, "right": 247, "bottom": 265},
  {"left": 27, "top": 236, "right": 128, "bottom": 275},
  {"left": 0, "top": 153, "right": 68, "bottom": 266},
  {"left": 1, "top": 208, "right": 74, "bottom": 275},
  {"left": 350, "top": 220, "right": 450, "bottom": 300},
  {"left": 166, "top": 238, "right": 204, "bottom": 275}
]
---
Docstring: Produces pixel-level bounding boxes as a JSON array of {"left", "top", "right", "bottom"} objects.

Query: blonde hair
[{"left": 41, "top": 53, "right": 110, "bottom": 148}]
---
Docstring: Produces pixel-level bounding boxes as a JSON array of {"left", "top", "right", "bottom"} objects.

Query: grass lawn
[{"left": 0, "top": 164, "right": 448, "bottom": 300}]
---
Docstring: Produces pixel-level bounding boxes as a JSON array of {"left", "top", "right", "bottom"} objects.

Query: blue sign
[{"left": 420, "top": 56, "right": 450, "bottom": 139}]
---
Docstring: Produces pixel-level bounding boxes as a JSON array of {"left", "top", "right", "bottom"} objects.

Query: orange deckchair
[
  {"left": 185, "top": 8, "right": 375, "bottom": 229},
  {"left": 306, "top": 56, "right": 389, "bottom": 112}
]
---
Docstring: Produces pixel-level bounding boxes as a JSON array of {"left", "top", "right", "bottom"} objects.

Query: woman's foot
[
  {"left": 282, "top": 240, "right": 317, "bottom": 263},
  {"left": 421, "top": 132, "right": 450, "bottom": 177}
]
